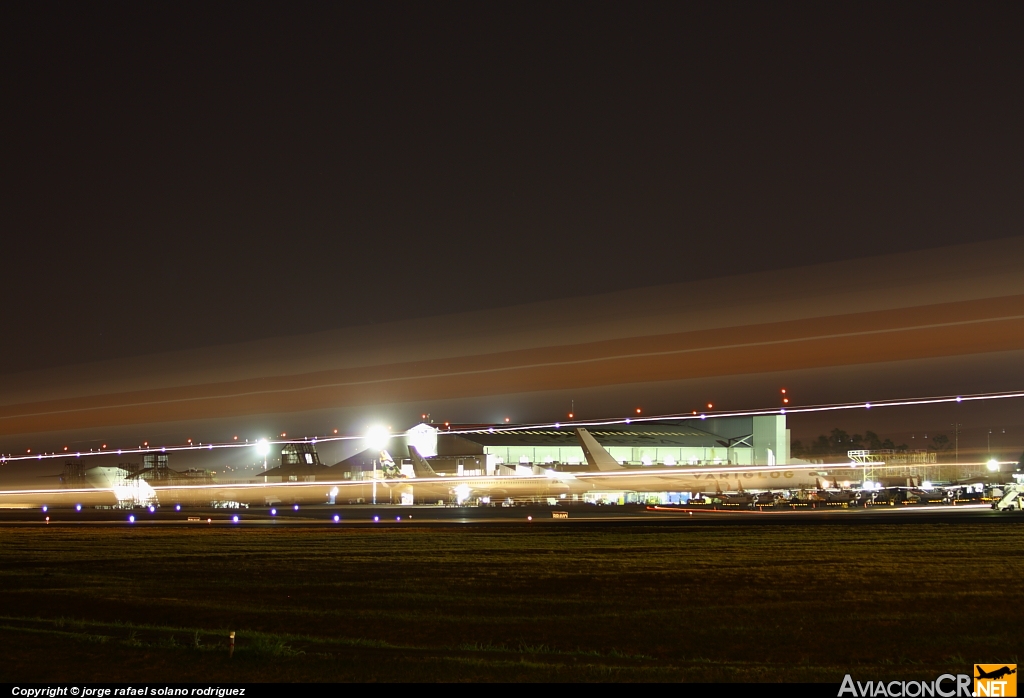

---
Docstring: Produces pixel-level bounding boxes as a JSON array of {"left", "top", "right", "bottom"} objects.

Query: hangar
[{"left": 338, "top": 414, "right": 790, "bottom": 479}]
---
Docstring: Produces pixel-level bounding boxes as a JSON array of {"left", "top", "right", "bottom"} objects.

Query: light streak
[
  {"left": 452, "top": 389, "right": 1024, "bottom": 436},
  {"left": 572, "top": 463, "right": 859, "bottom": 479},
  {"left": 0, "top": 465, "right": 852, "bottom": 499},
  {"left": 2, "top": 389, "right": 1023, "bottom": 464},
  {"left": 6, "top": 310, "right": 1022, "bottom": 436}
]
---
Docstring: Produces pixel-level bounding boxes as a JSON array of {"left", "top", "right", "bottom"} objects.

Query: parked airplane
[
  {"left": 572, "top": 428, "right": 832, "bottom": 495},
  {"left": 710, "top": 480, "right": 758, "bottom": 507},
  {"left": 812, "top": 477, "right": 860, "bottom": 506},
  {"left": 0, "top": 431, "right": 846, "bottom": 510},
  {"left": 906, "top": 486, "right": 953, "bottom": 505}
]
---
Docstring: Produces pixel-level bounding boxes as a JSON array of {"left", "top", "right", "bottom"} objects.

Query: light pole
[
  {"left": 256, "top": 438, "right": 271, "bottom": 476},
  {"left": 365, "top": 426, "right": 391, "bottom": 505}
]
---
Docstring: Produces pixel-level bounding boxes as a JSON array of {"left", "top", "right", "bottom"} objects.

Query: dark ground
[{"left": 0, "top": 513, "right": 1021, "bottom": 682}]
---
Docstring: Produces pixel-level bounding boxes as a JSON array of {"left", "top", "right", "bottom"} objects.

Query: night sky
[{"left": 4, "top": 3, "right": 1023, "bottom": 373}]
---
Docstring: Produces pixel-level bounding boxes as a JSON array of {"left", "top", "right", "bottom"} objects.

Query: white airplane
[
  {"left": 570, "top": 428, "right": 832, "bottom": 495},
  {"left": 0, "top": 431, "right": 843, "bottom": 511}
]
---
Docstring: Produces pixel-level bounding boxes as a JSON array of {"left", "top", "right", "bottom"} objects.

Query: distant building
[{"left": 335, "top": 415, "right": 790, "bottom": 477}]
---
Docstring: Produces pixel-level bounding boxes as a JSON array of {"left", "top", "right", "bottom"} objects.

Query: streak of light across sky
[{"left": 2, "top": 389, "right": 1023, "bottom": 464}]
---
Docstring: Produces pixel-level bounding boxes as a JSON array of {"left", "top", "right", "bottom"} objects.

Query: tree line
[
  {"left": 792, "top": 428, "right": 1024, "bottom": 467},
  {"left": 791, "top": 428, "right": 927, "bottom": 458}
]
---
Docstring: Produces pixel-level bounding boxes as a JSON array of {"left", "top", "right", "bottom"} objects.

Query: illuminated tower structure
[
  {"left": 142, "top": 453, "right": 170, "bottom": 481},
  {"left": 259, "top": 443, "right": 334, "bottom": 482}
]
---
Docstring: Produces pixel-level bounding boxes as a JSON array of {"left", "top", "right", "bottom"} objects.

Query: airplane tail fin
[
  {"left": 575, "top": 429, "right": 625, "bottom": 471},
  {"left": 408, "top": 446, "right": 438, "bottom": 477}
]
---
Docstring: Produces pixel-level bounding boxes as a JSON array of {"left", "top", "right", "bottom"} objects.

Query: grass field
[{"left": 0, "top": 520, "right": 1021, "bottom": 682}]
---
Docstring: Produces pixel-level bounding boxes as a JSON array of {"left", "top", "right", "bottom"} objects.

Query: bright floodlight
[
  {"left": 987, "top": 459, "right": 1000, "bottom": 472},
  {"left": 364, "top": 425, "right": 391, "bottom": 451},
  {"left": 255, "top": 438, "right": 271, "bottom": 457}
]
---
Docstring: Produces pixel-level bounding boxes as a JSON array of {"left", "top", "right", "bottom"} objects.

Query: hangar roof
[{"left": 448, "top": 422, "right": 736, "bottom": 448}]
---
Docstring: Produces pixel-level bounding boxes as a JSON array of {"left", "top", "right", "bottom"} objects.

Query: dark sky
[{"left": 3, "top": 2, "right": 1023, "bottom": 373}]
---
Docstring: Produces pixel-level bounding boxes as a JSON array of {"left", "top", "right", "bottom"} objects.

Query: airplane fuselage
[{"left": 0, "top": 465, "right": 846, "bottom": 509}]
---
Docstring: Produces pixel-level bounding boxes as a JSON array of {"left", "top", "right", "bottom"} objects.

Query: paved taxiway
[{"left": 0, "top": 502, "right": 1015, "bottom": 527}]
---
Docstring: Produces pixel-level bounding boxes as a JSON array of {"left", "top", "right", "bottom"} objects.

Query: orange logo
[{"left": 975, "top": 665, "right": 1017, "bottom": 697}]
